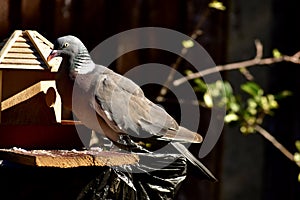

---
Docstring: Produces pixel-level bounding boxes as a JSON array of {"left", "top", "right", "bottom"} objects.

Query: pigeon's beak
[{"left": 47, "top": 50, "right": 58, "bottom": 62}]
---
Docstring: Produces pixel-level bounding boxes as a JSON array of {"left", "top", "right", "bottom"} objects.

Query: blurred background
[{"left": 0, "top": 0, "right": 300, "bottom": 199}]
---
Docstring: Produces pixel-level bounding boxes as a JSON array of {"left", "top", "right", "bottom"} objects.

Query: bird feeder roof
[{"left": 0, "top": 30, "right": 61, "bottom": 71}]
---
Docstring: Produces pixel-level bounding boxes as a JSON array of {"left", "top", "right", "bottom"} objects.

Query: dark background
[{"left": 0, "top": 0, "right": 299, "bottom": 199}]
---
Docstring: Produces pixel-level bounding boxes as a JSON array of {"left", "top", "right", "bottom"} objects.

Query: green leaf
[
  {"left": 294, "top": 153, "right": 300, "bottom": 162},
  {"left": 296, "top": 141, "right": 300, "bottom": 152},
  {"left": 185, "top": 70, "right": 207, "bottom": 92},
  {"left": 184, "top": 69, "right": 193, "bottom": 75},
  {"left": 146, "top": 143, "right": 152, "bottom": 148},
  {"left": 272, "top": 48, "right": 282, "bottom": 58},
  {"left": 182, "top": 40, "right": 194, "bottom": 48},
  {"left": 240, "top": 126, "right": 247, "bottom": 134},
  {"left": 275, "top": 90, "right": 292, "bottom": 99},
  {"left": 224, "top": 81, "right": 233, "bottom": 97},
  {"left": 204, "top": 92, "right": 213, "bottom": 108},
  {"left": 241, "top": 82, "right": 263, "bottom": 97},
  {"left": 240, "top": 126, "right": 255, "bottom": 134},
  {"left": 247, "top": 98, "right": 257, "bottom": 108},
  {"left": 267, "top": 94, "right": 279, "bottom": 109},
  {"left": 224, "top": 113, "right": 239, "bottom": 123},
  {"left": 209, "top": 0, "right": 226, "bottom": 11},
  {"left": 229, "top": 101, "right": 240, "bottom": 112},
  {"left": 246, "top": 116, "right": 256, "bottom": 125},
  {"left": 261, "top": 96, "right": 270, "bottom": 111},
  {"left": 194, "top": 78, "right": 207, "bottom": 92},
  {"left": 247, "top": 107, "right": 257, "bottom": 115}
]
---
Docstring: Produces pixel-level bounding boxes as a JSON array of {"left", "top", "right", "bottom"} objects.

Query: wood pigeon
[{"left": 47, "top": 35, "right": 217, "bottom": 181}]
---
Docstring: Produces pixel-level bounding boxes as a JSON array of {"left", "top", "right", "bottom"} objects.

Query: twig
[
  {"left": 239, "top": 40, "right": 263, "bottom": 80},
  {"left": 173, "top": 41, "right": 300, "bottom": 86},
  {"left": 254, "top": 39, "right": 263, "bottom": 60},
  {"left": 255, "top": 125, "right": 300, "bottom": 168},
  {"left": 156, "top": 30, "right": 203, "bottom": 102},
  {"left": 156, "top": 6, "right": 212, "bottom": 102}
]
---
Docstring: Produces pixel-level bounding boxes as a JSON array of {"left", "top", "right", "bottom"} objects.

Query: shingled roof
[{"left": 0, "top": 30, "right": 61, "bottom": 71}]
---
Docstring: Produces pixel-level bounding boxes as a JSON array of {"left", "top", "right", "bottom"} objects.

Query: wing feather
[{"left": 91, "top": 67, "right": 180, "bottom": 139}]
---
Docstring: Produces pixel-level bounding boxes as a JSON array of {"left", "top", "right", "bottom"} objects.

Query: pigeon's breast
[{"left": 55, "top": 67, "right": 74, "bottom": 110}]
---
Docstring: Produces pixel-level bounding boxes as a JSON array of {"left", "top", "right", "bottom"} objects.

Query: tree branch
[
  {"left": 255, "top": 125, "right": 300, "bottom": 168},
  {"left": 173, "top": 41, "right": 300, "bottom": 86},
  {"left": 169, "top": 39, "right": 300, "bottom": 169}
]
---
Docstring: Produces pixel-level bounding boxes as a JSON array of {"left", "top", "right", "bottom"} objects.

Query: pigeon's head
[{"left": 47, "top": 35, "right": 89, "bottom": 63}]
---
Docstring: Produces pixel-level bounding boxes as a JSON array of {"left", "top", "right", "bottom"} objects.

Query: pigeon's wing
[{"left": 91, "top": 67, "right": 182, "bottom": 140}]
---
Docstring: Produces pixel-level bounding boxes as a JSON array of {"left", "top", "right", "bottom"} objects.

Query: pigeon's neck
[{"left": 72, "top": 48, "right": 95, "bottom": 75}]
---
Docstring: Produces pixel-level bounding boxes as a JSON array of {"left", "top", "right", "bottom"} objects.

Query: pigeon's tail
[
  {"left": 171, "top": 142, "right": 218, "bottom": 182},
  {"left": 163, "top": 126, "right": 203, "bottom": 143}
]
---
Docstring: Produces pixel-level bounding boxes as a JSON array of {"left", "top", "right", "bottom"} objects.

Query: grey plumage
[{"left": 47, "top": 35, "right": 216, "bottom": 181}]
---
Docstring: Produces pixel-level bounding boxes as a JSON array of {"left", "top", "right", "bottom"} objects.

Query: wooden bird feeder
[
  {"left": 0, "top": 30, "right": 138, "bottom": 168},
  {"left": 0, "top": 30, "right": 62, "bottom": 123}
]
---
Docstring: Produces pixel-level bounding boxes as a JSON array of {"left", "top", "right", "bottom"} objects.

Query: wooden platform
[{"left": 0, "top": 148, "right": 139, "bottom": 168}]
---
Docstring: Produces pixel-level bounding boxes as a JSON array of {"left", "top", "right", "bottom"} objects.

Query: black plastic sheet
[{"left": 77, "top": 153, "right": 187, "bottom": 200}]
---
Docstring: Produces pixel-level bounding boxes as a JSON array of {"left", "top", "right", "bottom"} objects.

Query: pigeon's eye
[{"left": 63, "top": 43, "right": 70, "bottom": 48}]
